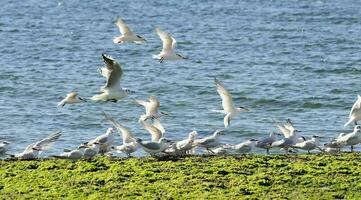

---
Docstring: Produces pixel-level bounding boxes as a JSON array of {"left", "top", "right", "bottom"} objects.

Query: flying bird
[
  {"left": 213, "top": 78, "right": 249, "bottom": 128},
  {"left": 113, "top": 18, "right": 146, "bottom": 44},
  {"left": 91, "top": 54, "right": 132, "bottom": 102},
  {"left": 153, "top": 27, "right": 186, "bottom": 63},
  {"left": 57, "top": 92, "right": 86, "bottom": 107}
]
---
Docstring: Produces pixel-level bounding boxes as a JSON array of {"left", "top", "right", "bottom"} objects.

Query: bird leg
[
  {"left": 355, "top": 122, "right": 358, "bottom": 125},
  {"left": 266, "top": 148, "right": 270, "bottom": 154},
  {"left": 351, "top": 145, "right": 354, "bottom": 152},
  {"left": 159, "top": 57, "right": 164, "bottom": 63}
]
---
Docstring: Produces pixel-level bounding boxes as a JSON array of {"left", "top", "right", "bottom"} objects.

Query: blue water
[{"left": 1, "top": 0, "right": 361, "bottom": 155}]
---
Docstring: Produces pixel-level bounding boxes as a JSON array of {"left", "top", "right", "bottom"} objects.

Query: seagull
[
  {"left": 213, "top": 78, "right": 250, "bottom": 128},
  {"left": 193, "top": 130, "right": 224, "bottom": 152},
  {"left": 83, "top": 142, "right": 101, "bottom": 159},
  {"left": 153, "top": 27, "right": 186, "bottom": 63},
  {"left": 174, "top": 131, "right": 198, "bottom": 155},
  {"left": 345, "top": 95, "right": 361, "bottom": 127},
  {"left": 91, "top": 54, "right": 132, "bottom": 102},
  {"left": 88, "top": 128, "right": 115, "bottom": 154},
  {"left": 113, "top": 18, "right": 146, "bottom": 44},
  {"left": 0, "top": 141, "right": 10, "bottom": 155},
  {"left": 255, "top": 132, "right": 280, "bottom": 154},
  {"left": 57, "top": 92, "right": 86, "bottom": 107},
  {"left": 136, "top": 138, "right": 169, "bottom": 156},
  {"left": 292, "top": 135, "right": 322, "bottom": 153},
  {"left": 16, "top": 130, "right": 62, "bottom": 159},
  {"left": 333, "top": 125, "right": 361, "bottom": 152},
  {"left": 139, "top": 118, "right": 163, "bottom": 142},
  {"left": 53, "top": 145, "right": 87, "bottom": 160},
  {"left": 234, "top": 139, "right": 258, "bottom": 154},
  {"left": 135, "top": 95, "right": 161, "bottom": 121},
  {"left": 103, "top": 112, "right": 139, "bottom": 156}
]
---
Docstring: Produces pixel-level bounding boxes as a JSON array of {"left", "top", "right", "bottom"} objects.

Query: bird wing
[
  {"left": 155, "top": 27, "right": 174, "bottom": 53},
  {"left": 148, "top": 96, "right": 160, "bottom": 116},
  {"left": 116, "top": 18, "right": 133, "bottom": 36},
  {"left": 139, "top": 141, "right": 161, "bottom": 150},
  {"left": 101, "top": 54, "right": 123, "bottom": 90},
  {"left": 275, "top": 123, "right": 291, "bottom": 138},
  {"left": 223, "top": 113, "right": 232, "bottom": 128},
  {"left": 284, "top": 119, "right": 295, "bottom": 132},
  {"left": 140, "top": 120, "right": 162, "bottom": 142},
  {"left": 103, "top": 112, "right": 135, "bottom": 143},
  {"left": 214, "top": 78, "right": 234, "bottom": 113},
  {"left": 33, "top": 130, "right": 62, "bottom": 150},
  {"left": 349, "top": 95, "right": 361, "bottom": 117},
  {"left": 66, "top": 92, "right": 77, "bottom": 98},
  {"left": 153, "top": 117, "right": 165, "bottom": 135}
]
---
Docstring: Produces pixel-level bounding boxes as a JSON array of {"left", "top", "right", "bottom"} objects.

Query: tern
[
  {"left": 292, "top": 135, "right": 322, "bottom": 153},
  {"left": 234, "top": 139, "right": 258, "bottom": 154},
  {"left": 91, "top": 54, "right": 132, "bottom": 102},
  {"left": 255, "top": 132, "right": 280, "bottom": 154},
  {"left": 57, "top": 92, "right": 86, "bottom": 107},
  {"left": 213, "top": 78, "right": 249, "bottom": 128},
  {"left": 136, "top": 138, "right": 169, "bottom": 156},
  {"left": 193, "top": 130, "right": 224, "bottom": 152},
  {"left": 88, "top": 128, "right": 115, "bottom": 154},
  {"left": 54, "top": 145, "right": 87, "bottom": 160},
  {"left": 135, "top": 95, "right": 161, "bottom": 121},
  {"left": 174, "top": 131, "right": 198, "bottom": 155},
  {"left": 83, "top": 142, "right": 101, "bottom": 159},
  {"left": 16, "top": 130, "right": 62, "bottom": 160},
  {"left": 334, "top": 125, "right": 361, "bottom": 152},
  {"left": 113, "top": 18, "right": 146, "bottom": 44},
  {"left": 345, "top": 95, "right": 361, "bottom": 127},
  {"left": 153, "top": 27, "right": 186, "bottom": 63}
]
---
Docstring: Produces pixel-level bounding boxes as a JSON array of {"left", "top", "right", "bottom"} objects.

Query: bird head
[{"left": 237, "top": 107, "right": 250, "bottom": 112}]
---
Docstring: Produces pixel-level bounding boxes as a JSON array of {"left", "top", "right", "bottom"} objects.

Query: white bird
[
  {"left": 83, "top": 142, "right": 101, "bottom": 159},
  {"left": 136, "top": 138, "right": 169, "bottom": 156},
  {"left": 103, "top": 112, "right": 139, "bottom": 156},
  {"left": 113, "top": 18, "right": 146, "bottom": 44},
  {"left": 234, "top": 139, "right": 258, "bottom": 154},
  {"left": 209, "top": 144, "right": 233, "bottom": 155},
  {"left": 54, "top": 145, "right": 87, "bottom": 160},
  {"left": 139, "top": 119, "right": 163, "bottom": 142},
  {"left": 213, "top": 78, "right": 249, "bottom": 128},
  {"left": 334, "top": 125, "right": 361, "bottom": 152},
  {"left": 16, "top": 130, "right": 62, "bottom": 160},
  {"left": 292, "top": 135, "right": 321, "bottom": 153},
  {"left": 91, "top": 54, "right": 132, "bottom": 102},
  {"left": 88, "top": 128, "right": 115, "bottom": 154},
  {"left": 135, "top": 96, "right": 161, "bottom": 121},
  {"left": 113, "top": 142, "right": 139, "bottom": 157},
  {"left": 174, "top": 131, "right": 198, "bottom": 154},
  {"left": 57, "top": 92, "right": 86, "bottom": 107},
  {"left": 193, "top": 130, "right": 224, "bottom": 152},
  {"left": 271, "top": 119, "right": 301, "bottom": 154},
  {"left": 153, "top": 27, "right": 186, "bottom": 63},
  {"left": 345, "top": 95, "right": 361, "bottom": 127},
  {"left": 255, "top": 132, "right": 280, "bottom": 154},
  {"left": 0, "top": 141, "right": 10, "bottom": 155}
]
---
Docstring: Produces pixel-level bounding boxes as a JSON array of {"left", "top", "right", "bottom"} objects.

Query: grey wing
[
  {"left": 103, "top": 111, "right": 135, "bottom": 143},
  {"left": 140, "top": 141, "right": 160, "bottom": 150},
  {"left": 33, "top": 130, "right": 62, "bottom": 150},
  {"left": 102, "top": 54, "right": 123, "bottom": 89}
]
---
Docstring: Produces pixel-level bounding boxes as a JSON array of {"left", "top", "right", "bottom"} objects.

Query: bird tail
[
  {"left": 344, "top": 118, "right": 354, "bottom": 127},
  {"left": 57, "top": 100, "right": 65, "bottom": 107}
]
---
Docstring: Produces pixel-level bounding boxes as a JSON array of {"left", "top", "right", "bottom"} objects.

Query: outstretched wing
[
  {"left": 101, "top": 54, "right": 123, "bottom": 90},
  {"left": 155, "top": 27, "right": 175, "bottom": 53},
  {"left": 350, "top": 95, "right": 361, "bottom": 118},
  {"left": 33, "top": 130, "right": 62, "bottom": 150},
  {"left": 103, "top": 112, "right": 135, "bottom": 144},
  {"left": 215, "top": 78, "right": 233, "bottom": 113},
  {"left": 116, "top": 18, "right": 133, "bottom": 36}
]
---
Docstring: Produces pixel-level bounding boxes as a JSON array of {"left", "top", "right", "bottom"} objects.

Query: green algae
[{"left": 1, "top": 154, "right": 361, "bottom": 199}]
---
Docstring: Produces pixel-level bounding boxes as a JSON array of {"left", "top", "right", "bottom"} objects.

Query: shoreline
[{"left": 0, "top": 154, "right": 359, "bottom": 199}]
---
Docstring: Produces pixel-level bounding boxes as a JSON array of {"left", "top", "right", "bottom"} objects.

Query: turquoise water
[{"left": 1, "top": 0, "right": 361, "bottom": 155}]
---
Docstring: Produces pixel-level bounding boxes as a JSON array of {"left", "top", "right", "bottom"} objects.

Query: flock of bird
[{"left": 1, "top": 18, "right": 361, "bottom": 160}]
